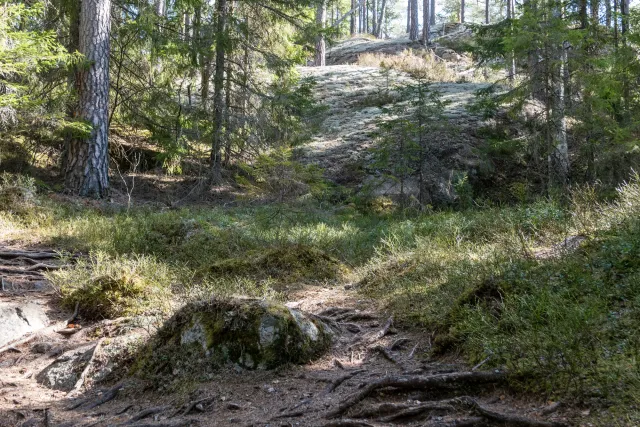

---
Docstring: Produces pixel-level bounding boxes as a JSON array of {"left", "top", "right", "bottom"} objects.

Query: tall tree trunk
[
  {"left": 377, "top": 0, "right": 387, "bottom": 37},
  {"left": 410, "top": 0, "right": 419, "bottom": 40},
  {"left": 460, "top": 0, "right": 465, "bottom": 22},
  {"left": 422, "top": 0, "right": 430, "bottom": 45},
  {"left": 549, "top": 40, "right": 569, "bottom": 188},
  {"left": 365, "top": 0, "right": 369, "bottom": 33},
  {"left": 605, "top": 0, "right": 611, "bottom": 27},
  {"left": 506, "top": 0, "right": 515, "bottom": 81},
  {"left": 154, "top": 0, "right": 165, "bottom": 17},
  {"left": 621, "top": 0, "right": 629, "bottom": 35},
  {"left": 211, "top": 0, "right": 228, "bottom": 182},
  {"left": 485, "top": 0, "right": 490, "bottom": 23},
  {"left": 372, "top": 0, "right": 378, "bottom": 37},
  {"left": 407, "top": 0, "right": 411, "bottom": 33},
  {"left": 351, "top": 0, "right": 357, "bottom": 34},
  {"left": 64, "top": 0, "right": 111, "bottom": 197},
  {"left": 591, "top": 0, "right": 599, "bottom": 22},
  {"left": 315, "top": 0, "right": 327, "bottom": 66},
  {"left": 430, "top": 0, "right": 435, "bottom": 25}
]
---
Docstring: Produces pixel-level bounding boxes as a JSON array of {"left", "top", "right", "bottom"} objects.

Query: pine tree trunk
[
  {"left": 407, "top": 0, "right": 411, "bottom": 33},
  {"left": 549, "top": 40, "right": 568, "bottom": 188},
  {"left": 621, "top": 0, "right": 629, "bottom": 35},
  {"left": 377, "top": 0, "right": 387, "bottom": 37},
  {"left": 211, "top": 0, "right": 228, "bottom": 182},
  {"left": 64, "top": 0, "right": 111, "bottom": 198},
  {"left": 315, "top": 0, "right": 327, "bottom": 66},
  {"left": 485, "top": 0, "right": 489, "bottom": 23},
  {"left": 506, "top": 0, "right": 515, "bottom": 81},
  {"left": 409, "top": 0, "right": 419, "bottom": 40},
  {"left": 422, "top": 0, "right": 430, "bottom": 45},
  {"left": 155, "top": 0, "right": 165, "bottom": 17},
  {"left": 460, "top": 0, "right": 465, "bottom": 22},
  {"left": 430, "top": 0, "right": 435, "bottom": 25},
  {"left": 351, "top": 0, "right": 357, "bottom": 34},
  {"left": 605, "top": 0, "right": 611, "bottom": 27},
  {"left": 372, "top": 0, "right": 378, "bottom": 37}
]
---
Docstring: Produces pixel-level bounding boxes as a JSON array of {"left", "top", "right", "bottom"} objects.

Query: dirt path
[{"left": 0, "top": 254, "right": 573, "bottom": 427}]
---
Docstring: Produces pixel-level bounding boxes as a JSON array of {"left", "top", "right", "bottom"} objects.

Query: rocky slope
[{"left": 297, "top": 41, "right": 489, "bottom": 204}]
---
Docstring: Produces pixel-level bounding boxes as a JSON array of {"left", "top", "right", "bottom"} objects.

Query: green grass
[{"left": 4, "top": 173, "right": 640, "bottom": 414}]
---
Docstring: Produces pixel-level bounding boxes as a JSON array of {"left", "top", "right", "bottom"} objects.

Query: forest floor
[
  {"left": 0, "top": 241, "right": 575, "bottom": 427},
  {"left": 0, "top": 35, "right": 633, "bottom": 427}
]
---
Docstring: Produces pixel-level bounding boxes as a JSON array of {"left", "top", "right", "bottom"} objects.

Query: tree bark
[
  {"left": 64, "top": 0, "right": 111, "bottom": 198},
  {"left": 460, "top": 0, "right": 465, "bottom": 22},
  {"left": 485, "top": 0, "right": 489, "bottom": 23},
  {"left": 422, "top": 0, "right": 430, "bottom": 45},
  {"left": 605, "top": 0, "right": 611, "bottom": 27},
  {"left": 407, "top": 0, "right": 411, "bottom": 33},
  {"left": 351, "top": 0, "right": 357, "bottom": 34},
  {"left": 430, "top": 0, "right": 435, "bottom": 25},
  {"left": 154, "top": 0, "right": 165, "bottom": 17},
  {"left": 372, "top": 0, "right": 378, "bottom": 37},
  {"left": 211, "top": 0, "right": 228, "bottom": 182},
  {"left": 377, "top": 0, "right": 387, "bottom": 37},
  {"left": 315, "top": 0, "right": 327, "bottom": 66},
  {"left": 409, "top": 0, "right": 419, "bottom": 40}
]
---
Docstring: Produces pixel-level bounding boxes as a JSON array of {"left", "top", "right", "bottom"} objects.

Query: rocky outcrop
[
  {"left": 140, "top": 299, "right": 332, "bottom": 383},
  {"left": 297, "top": 64, "right": 487, "bottom": 205},
  {"left": 0, "top": 302, "right": 49, "bottom": 348}
]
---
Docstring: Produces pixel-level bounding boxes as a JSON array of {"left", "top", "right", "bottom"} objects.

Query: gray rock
[
  {"left": 31, "top": 342, "right": 53, "bottom": 354},
  {"left": 143, "top": 299, "right": 333, "bottom": 379},
  {"left": 0, "top": 302, "right": 49, "bottom": 348},
  {"left": 36, "top": 344, "right": 95, "bottom": 391}
]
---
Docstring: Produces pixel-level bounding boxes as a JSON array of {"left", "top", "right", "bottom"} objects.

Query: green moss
[
  {"left": 206, "top": 244, "right": 348, "bottom": 284},
  {"left": 137, "top": 298, "right": 332, "bottom": 387}
]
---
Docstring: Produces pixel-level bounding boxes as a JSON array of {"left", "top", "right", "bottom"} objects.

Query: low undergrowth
[
  {"left": 357, "top": 49, "right": 455, "bottom": 82},
  {"left": 3, "top": 173, "right": 640, "bottom": 414}
]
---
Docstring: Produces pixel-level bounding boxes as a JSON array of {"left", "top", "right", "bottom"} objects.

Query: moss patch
[{"left": 206, "top": 244, "right": 348, "bottom": 284}]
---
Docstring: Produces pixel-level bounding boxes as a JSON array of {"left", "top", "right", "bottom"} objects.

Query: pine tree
[{"left": 64, "top": 0, "right": 112, "bottom": 197}]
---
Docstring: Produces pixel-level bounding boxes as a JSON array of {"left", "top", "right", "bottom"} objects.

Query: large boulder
[{"left": 140, "top": 299, "right": 332, "bottom": 381}]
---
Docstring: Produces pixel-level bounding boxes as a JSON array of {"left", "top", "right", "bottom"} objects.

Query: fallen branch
[{"left": 325, "top": 371, "right": 505, "bottom": 419}]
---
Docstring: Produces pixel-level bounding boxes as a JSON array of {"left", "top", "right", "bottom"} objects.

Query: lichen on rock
[{"left": 139, "top": 298, "right": 332, "bottom": 384}]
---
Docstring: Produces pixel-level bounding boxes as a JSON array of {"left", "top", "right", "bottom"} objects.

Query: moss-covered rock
[
  {"left": 139, "top": 298, "right": 332, "bottom": 383},
  {"left": 206, "top": 244, "right": 348, "bottom": 283}
]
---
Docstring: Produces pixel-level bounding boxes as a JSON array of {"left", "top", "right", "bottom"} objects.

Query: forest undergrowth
[{"left": 2, "top": 171, "right": 640, "bottom": 421}]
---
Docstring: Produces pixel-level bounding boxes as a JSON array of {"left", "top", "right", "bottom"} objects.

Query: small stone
[
  {"left": 227, "top": 403, "right": 242, "bottom": 410},
  {"left": 31, "top": 342, "right": 53, "bottom": 354},
  {"left": 267, "top": 387, "right": 276, "bottom": 394}
]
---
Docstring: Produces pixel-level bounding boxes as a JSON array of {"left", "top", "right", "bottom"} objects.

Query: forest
[{"left": 1, "top": 0, "right": 640, "bottom": 425}]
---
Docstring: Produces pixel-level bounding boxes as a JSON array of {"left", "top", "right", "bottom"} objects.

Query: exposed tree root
[
  {"left": 325, "top": 371, "right": 505, "bottom": 419},
  {"left": 458, "top": 396, "right": 567, "bottom": 427},
  {"left": 123, "top": 406, "right": 170, "bottom": 424},
  {"left": 323, "top": 369, "right": 366, "bottom": 395},
  {"left": 378, "top": 401, "right": 456, "bottom": 422},
  {"left": 372, "top": 345, "right": 400, "bottom": 364},
  {"left": 68, "top": 382, "right": 124, "bottom": 410},
  {"left": 323, "top": 420, "right": 375, "bottom": 427},
  {"left": 0, "top": 251, "right": 58, "bottom": 259},
  {"left": 367, "top": 317, "right": 393, "bottom": 344},
  {"left": 351, "top": 402, "right": 413, "bottom": 419}
]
